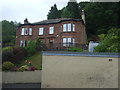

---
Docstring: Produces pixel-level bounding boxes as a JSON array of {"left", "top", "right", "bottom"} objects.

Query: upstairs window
[
  {"left": 73, "top": 24, "right": 75, "bottom": 31},
  {"left": 68, "top": 24, "right": 71, "bottom": 32},
  {"left": 29, "top": 28, "right": 32, "bottom": 35},
  {"left": 39, "top": 28, "right": 44, "bottom": 35},
  {"left": 21, "top": 28, "right": 24, "bottom": 35},
  {"left": 63, "top": 23, "right": 75, "bottom": 32},
  {"left": 63, "top": 24, "right": 67, "bottom": 32},
  {"left": 49, "top": 27, "right": 54, "bottom": 34},
  {"left": 21, "top": 28, "right": 32, "bottom": 35},
  {"left": 25, "top": 28, "right": 29, "bottom": 35}
]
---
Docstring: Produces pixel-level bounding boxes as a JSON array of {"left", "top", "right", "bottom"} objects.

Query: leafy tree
[
  {"left": 61, "top": 2, "right": 81, "bottom": 19},
  {"left": 47, "top": 4, "right": 60, "bottom": 19},
  {"left": 2, "top": 20, "right": 18, "bottom": 47},
  {"left": 94, "top": 28, "right": 120, "bottom": 53},
  {"left": 79, "top": 2, "right": 119, "bottom": 38}
]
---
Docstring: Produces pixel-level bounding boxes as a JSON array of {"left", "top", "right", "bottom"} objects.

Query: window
[
  {"left": 63, "top": 24, "right": 67, "bottom": 32},
  {"left": 63, "top": 38, "right": 75, "bottom": 47},
  {"left": 25, "top": 28, "right": 29, "bottom": 35},
  {"left": 68, "top": 24, "right": 71, "bottom": 32},
  {"left": 29, "top": 28, "right": 32, "bottom": 35},
  {"left": 49, "top": 27, "right": 54, "bottom": 34},
  {"left": 73, "top": 24, "right": 75, "bottom": 31},
  {"left": 21, "top": 28, "right": 24, "bottom": 35},
  {"left": 63, "top": 38, "right": 67, "bottom": 46},
  {"left": 68, "top": 38, "right": 71, "bottom": 46},
  {"left": 21, "top": 28, "right": 32, "bottom": 35},
  {"left": 39, "top": 28, "right": 44, "bottom": 35},
  {"left": 20, "top": 40, "right": 26, "bottom": 47}
]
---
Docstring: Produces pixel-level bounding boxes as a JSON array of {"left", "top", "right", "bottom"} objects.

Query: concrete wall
[
  {"left": 2, "top": 70, "right": 41, "bottom": 84},
  {"left": 41, "top": 55, "right": 118, "bottom": 88}
]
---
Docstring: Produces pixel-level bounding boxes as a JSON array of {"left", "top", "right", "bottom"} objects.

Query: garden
[{"left": 2, "top": 38, "right": 42, "bottom": 72}]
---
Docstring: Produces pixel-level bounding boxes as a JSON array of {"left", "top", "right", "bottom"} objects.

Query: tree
[
  {"left": 2, "top": 20, "right": 17, "bottom": 47},
  {"left": 79, "top": 2, "right": 119, "bottom": 38},
  {"left": 47, "top": 4, "right": 60, "bottom": 19},
  {"left": 61, "top": 2, "right": 81, "bottom": 19},
  {"left": 94, "top": 28, "right": 120, "bottom": 53}
]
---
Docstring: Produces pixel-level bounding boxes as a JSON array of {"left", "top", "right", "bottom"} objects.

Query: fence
[{"left": 40, "top": 43, "right": 88, "bottom": 51}]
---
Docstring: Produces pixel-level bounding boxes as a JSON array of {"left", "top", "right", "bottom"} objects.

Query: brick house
[{"left": 16, "top": 18, "right": 87, "bottom": 50}]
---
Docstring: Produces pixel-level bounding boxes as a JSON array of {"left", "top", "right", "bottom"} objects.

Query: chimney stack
[
  {"left": 81, "top": 10, "right": 85, "bottom": 24},
  {"left": 24, "top": 18, "right": 29, "bottom": 24}
]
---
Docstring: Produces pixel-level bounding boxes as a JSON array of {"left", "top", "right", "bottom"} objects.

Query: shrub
[
  {"left": 2, "top": 61, "right": 15, "bottom": 71},
  {"left": 67, "top": 47, "right": 83, "bottom": 52},
  {"left": 2, "top": 51, "right": 14, "bottom": 63},
  {"left": 13, "top": 47, "right": 27, "bottom": 63},
  {"left": 17, "top": 67, "right": 26, "bottom": 72},
  {"left": 28, "top": 66, "right": 37, "bottom": 71},
  {"left": 2, "top": 47, "right": 27, "bottom": 64},
  {"left": 2, "top": 47, "right": 13, "bottom": 52},
  {"left": 25, "top": 40, "right": 37, "bottom": 56}
]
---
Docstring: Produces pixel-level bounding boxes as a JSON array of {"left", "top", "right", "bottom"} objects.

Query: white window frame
[
  {"left": 73, "top": 24, "right": 75, "bottom": 31},
  {"left": 63, "top": 24, "right": 67, "bottom": 32},
  {"left": 21, "top": 28, "right": 24, "bottom": 35},
  {"left": 24, "top": 28, "right": 29, "bottom": 35},
  {"left": 20, "top": 40, "right": 25, "bottom": 47},
  {"left": 39, "top": 28, "right": 44, "bottom": 35},
  {"left": 68, "top": 24, "right": 71, "bottom": 32},
  {"left": 29, "top": 28, "right": 32, "bottom": 35},
  {"left": 63, "top": 38, "right": 67, "bottom": 46},
  {"left": 49, "top": 27, "right": 54, "bottom": 34}
]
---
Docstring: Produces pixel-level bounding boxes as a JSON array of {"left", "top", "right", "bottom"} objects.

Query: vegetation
[
  {"left": 2, "top": 38, "right": 42, "bottom": 71},
  {"left": 1, "top": 20, "right": 20, "bottom": 47},
  {"left": 2, "top": 61, "right": 15, "bottom": 71},
  {"left": 47, "top": 2, "right": 119, "bottom": 39},
  {"left": 94, "top": 28, "right": 120, "bottom": 53},
  {"left": 67, "top": 47, "right": 83, "bottom": 52}
]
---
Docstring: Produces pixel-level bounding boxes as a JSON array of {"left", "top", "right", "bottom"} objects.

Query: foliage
[
  {"left": 61, "top": 2, "right": 81, "bottom": 19},
  {"left": 94, "top": 28, "right": 120, "bottom": 52},
  {"left": 2, "top": 47, "right": 13, "bottom": 52},
  {"left": 2, "top": 61, "right": 15, "bottom": 71},
  {"left": 79, "top": 2, "right": 119, "bottom": 37},
  {"left": 17, "top": 65, "right": 27, "bottom": 72},
  {"left": 1, "top": 20, "right": 20, "bottom": 47},
  {"left": 2, "top": 47, "right": 27, "bottom": 64},
  {"left": 67, "top": 47, "right": 83, "bottom": 52},
  {"left": 47, "top": 4, "right": 61, "bottom": 19},
  {"left": 25, "top": 40, "right": 37, "bottom": 56}
]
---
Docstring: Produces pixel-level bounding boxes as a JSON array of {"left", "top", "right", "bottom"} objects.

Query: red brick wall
[{"left": 15, "top": 20, "right": 87, "bottom": 49}]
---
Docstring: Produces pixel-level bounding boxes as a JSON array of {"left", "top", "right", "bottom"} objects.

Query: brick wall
[{"left": 16, "top": 20, "right": 87, "bottom": 50}]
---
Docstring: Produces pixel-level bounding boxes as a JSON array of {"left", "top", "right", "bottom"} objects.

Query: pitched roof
[{"left": 19, "top": 18, "right": 84, "bottom": 26}]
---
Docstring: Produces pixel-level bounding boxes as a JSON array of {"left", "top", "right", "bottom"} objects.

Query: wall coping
[{"left": 42, "top": 51, "right": 120, "bottom": 58}]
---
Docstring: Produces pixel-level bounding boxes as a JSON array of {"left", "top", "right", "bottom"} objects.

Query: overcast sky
[{"left": 1, "top": 0, "right": 89, "bottom": 24}]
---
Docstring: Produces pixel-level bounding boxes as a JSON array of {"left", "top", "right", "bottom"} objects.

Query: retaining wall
[
  {"left": 42, "top": 51, "right": 119, "bottom": 88},
  {"left": 2, "top": 70, "right": 41, "bottom": 84}
]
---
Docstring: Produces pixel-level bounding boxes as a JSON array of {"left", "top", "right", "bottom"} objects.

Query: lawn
[{"left": 18, "top": 52, "right": 42, "bottom": 70}]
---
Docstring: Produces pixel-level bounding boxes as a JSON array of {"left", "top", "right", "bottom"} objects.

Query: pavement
[{"left": 2, "top": 83, "right": 41, "bottom": 89}]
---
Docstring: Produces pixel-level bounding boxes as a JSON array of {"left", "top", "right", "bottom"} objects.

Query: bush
[
  {"left": 13, "top": 47, "right": 27, "bottom": 63},
  {"left": 2, "top": 47, "right": 13, "bottom": 52},
  {"left": 2, "top": 47, "right": 27, "bottom": 64},
  {"left": 2, "top": 61, "right": 15, "bottom": 71},
  {"left": 67, "top": 47, "right": 83, "bottom": 52},
  {"left": 25, "top": 40, "right": 37, "bottom": 56},
  {"left": 17, "top": 66, "right": 27, "bottom": 72},
  {"left": 2, "top": 51, "right": 14, "bottom": 63},
  {"left": 28, "top": 66, "right": 37, "bottom": 71}
]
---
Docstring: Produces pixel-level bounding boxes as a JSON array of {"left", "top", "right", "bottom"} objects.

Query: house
[{"left": 15, "top": 18, "right": 87, "bottom": 50}]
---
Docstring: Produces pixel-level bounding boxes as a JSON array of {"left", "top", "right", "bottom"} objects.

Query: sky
[{"left": 0, "top": 0, "right": 89, "bottom": 24}]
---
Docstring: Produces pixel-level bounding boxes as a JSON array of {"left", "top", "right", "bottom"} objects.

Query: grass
[{"left": 18, "top": 52, "right": 42, "bottom": 70}]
